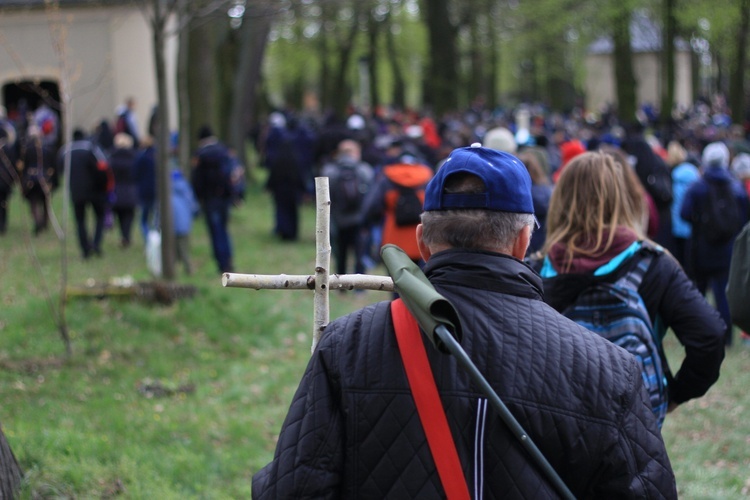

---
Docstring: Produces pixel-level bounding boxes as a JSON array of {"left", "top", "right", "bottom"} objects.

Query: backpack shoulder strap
[
  {"left": 390, "top": 299, "right": 470, "bottom": 500},
  {"left": 615, "top": 250, "right": 655, "bottom": 292}
]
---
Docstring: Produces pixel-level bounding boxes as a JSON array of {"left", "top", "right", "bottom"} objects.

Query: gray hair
[{"left": 420, "top": 209, "right": 534, "bottom": 252}]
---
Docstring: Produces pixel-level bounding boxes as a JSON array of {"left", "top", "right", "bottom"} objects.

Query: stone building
[
  {"left": 0, "top": 0, "right": 177, "bottom": 139},
  {"left": 585, "top": 11, "right": 694, "bottom": 115}
]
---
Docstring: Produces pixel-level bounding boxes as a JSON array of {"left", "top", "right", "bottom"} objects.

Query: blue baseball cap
[{"left": 424, "top": 143, "right": 535, "bottom": 214}]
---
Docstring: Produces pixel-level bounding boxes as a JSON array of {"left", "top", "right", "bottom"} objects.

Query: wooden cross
[{"left": 222, "top": 177, "right": 395, "bottom": 352}]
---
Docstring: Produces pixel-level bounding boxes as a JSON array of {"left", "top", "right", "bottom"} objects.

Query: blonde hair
[
  {"left": 666, "top": 140, "right": 687, "bottom": 167},
  {"left": 543, "top": 151, "right": 644, "bottom": 268}
]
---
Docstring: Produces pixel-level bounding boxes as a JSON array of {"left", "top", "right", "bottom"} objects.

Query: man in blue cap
[{"left": 253, "top": 144, "right": 676, "bottom": 499}]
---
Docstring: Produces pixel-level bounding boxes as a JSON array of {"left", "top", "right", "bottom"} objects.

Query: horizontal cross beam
[{"left": 222, "top": 273, "right": 394, "bottom": 292}]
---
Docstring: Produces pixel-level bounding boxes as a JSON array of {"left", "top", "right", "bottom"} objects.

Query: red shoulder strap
[{"left": 391, "top": 299, "right": 471, "bottom": 500}]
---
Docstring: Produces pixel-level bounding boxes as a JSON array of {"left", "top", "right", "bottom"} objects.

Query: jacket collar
[
  {"left": 424, "top": 248, "right": 544, "bottom": 300},
  {"left": 703, "top": 165, "right": 734, "bottom": 182}
]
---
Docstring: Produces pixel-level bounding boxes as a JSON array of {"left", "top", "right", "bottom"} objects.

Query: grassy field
[{"left": 1, "top": 181, "right": 749, "bottom": 498}]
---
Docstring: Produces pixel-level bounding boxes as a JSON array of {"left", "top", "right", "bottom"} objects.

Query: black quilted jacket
[
  {"left": 539, "top": 246, "right": 726, "bottom": 406},
  {"left": 252, "top": 249, "right": 677, "bottom": 499}
]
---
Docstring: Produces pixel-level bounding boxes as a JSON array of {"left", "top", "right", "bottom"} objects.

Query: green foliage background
[{"left": 0, "top": 183, "right": 748, "bottom": 498}]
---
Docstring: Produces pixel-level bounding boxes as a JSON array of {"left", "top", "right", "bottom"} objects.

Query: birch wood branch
[
  {"left": 313, "top": 178, "right": 332, "bottom": 353},
  {"left": 222, "top": 273, "right": 394, "bottom": 291}
]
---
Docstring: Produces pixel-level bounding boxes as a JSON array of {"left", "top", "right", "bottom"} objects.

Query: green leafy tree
[
  {"left": 612, "top": 1, "right": 638, "bottom": 123},
  {"left": 679, "top": 0, "right": 750, "bottom": 122},
  {"left": 515, "top": 0, "right": 584, "bottom": 111}
]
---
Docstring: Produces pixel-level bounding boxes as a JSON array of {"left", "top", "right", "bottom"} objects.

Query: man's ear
[
  {"left": 416, "top": 224, "right": 432, "bottom": 262},
  {"left": 511, "top": 225, "right": 531, "bottom": 260}
]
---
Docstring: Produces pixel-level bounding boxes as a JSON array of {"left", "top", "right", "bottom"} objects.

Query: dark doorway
[{"left": 2, "top": 80, "right": 62, "bottom": 145}]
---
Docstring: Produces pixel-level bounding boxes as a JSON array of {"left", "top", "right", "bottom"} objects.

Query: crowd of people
[
  {"left": 253, "top": 96, "right": 749, "bottom": 498},
  {"left": 260, "top": 96, "right": 749, "bottom": 341},
  {"left": 0, "top": 98, "right": 241, "bottom": 275},
  {"left": 2, "top": 90, "right": 748, "bottom": 496}
]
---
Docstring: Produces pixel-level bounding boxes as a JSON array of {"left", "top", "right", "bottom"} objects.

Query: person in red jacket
[{"left": 361, "top": 154, "right": 433, "bottom": 263}]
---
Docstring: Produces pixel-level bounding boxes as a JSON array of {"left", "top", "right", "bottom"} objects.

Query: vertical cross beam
[
  {"left": 313, "top": 177, "right": 331, "bottom": 351},
  {"left": 222, "top": 177, "right": 394, "bottom": 353}
]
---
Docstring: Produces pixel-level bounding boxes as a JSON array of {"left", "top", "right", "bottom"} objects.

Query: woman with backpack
[{"left": 531, "top": 151, "right": 725, "bottom": 423}]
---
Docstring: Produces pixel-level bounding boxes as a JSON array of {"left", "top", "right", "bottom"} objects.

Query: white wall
[
  {"left": 585, "top": 51, "right": 693, "bottom": 115},
  {"left": 585, "top": 54, "right": 616, "bottom": 113},
  {"left": 0, "top": 5, "right": 177, "bottom": 138}
]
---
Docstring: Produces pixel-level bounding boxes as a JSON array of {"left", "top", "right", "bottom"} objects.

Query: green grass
[{"left": 1, "top": 182, "right": 749, "bottom": 498}]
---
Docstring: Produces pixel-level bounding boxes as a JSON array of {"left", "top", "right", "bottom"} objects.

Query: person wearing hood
[
  {"left": 666, "top": 140, "right": 701, "bottom": 270},
  {"left": 621, "top": 127, "right": 674, "bottom": 251},
  {"left": 680, "top": 141, "right": 749, "bottom": 346}
]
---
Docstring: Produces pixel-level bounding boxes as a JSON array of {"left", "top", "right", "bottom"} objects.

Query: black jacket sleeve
[
  {"left": 639, "top": 253, "right": 726, "bottom": 405},
  {"left": 252, "top": 327, "right": 345, "bottom": 499}
]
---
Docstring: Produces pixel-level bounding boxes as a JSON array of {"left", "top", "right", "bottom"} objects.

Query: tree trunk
[
  {"left": 367, "top": 11, "right": 381, "bottom": 111},
  {"left": 229, "top": 5, "right": 273, "bottom": 181},
  {"left": 0, "top": 424, "right": 22, "bottom": 499},
  {"left": 487, "top": 2, "right": 501, "bottom": 109},
  {"left": 385, "top": 20, "right": 405, "bottom": 110},
  {"left": 422, "top": 0, "right": 458, "bottom": 115},
  {"left": 187, "top": 12, "right": 215, "bottom": 152},
  {"left": 150, "top": 3, "right": 175, "bottom": 281},
  {"left": 331, "top": 5, "right": 362, "bottom": 118},
  {"left": 729, "top": 0, "right": 750, "bottom": 123},
  {"left": 317, "top": 26, "right": 331, "bottom": 113},
  {"left": 487, "top": 2, "right": 499, "bottom": 110},
  {"left": 177, "top": 1, "right": 191, "bottom": 174},
  {"left": 468, "top": 18, "right": 484, "bottom": 108},
  {"left": 216, "top": 26, "right": 238, "bottom": 143},
  {"left": 612, "top": 6, "right": 637, "bottom": 124},
  {"left": 715, "top": 51, "right": 725, "bottom": 97},
  {"left": 690, "top": 51, "right": 703, "bottom": 102},
  {"left": 660, "top": 0, "right": 676, "bottom": 125}
]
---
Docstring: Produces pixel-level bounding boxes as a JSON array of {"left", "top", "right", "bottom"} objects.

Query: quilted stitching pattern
[{"left": 252, "top": 255, "right": 676, "bottom": 499}]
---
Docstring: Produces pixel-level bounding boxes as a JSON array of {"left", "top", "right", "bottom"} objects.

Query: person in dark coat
[
  {"left": 537, "top": 151, "right": 725, "bottom": 418},
  {"left": 320, "top": 139, "right": 374, "bottom": 276},
  {"left": 92, "top": 119, "right": 114, "bottom": 155},
  {"left": 621, "top": 127, "right": 674, "bottom": 251},
  {"left": 58, "top": 129, "right": 111, "bottom": 257},
  {"left": 264, "top": 117, "right": 315, "bottom": 241},
  {"left": 20, "top": 125, "right": 58, "bottom": 235},
  {"left": 680, "top": 142, "right": 750, "bottom": 346},
  {"left": 253, "top": 145, "right": 676, "bottom": 499},
  {"left": 0, "top": 116, "right": 18, "bottom": 234},
  {"left": 109, "top": 133, "right": 138, "bottom": 247},
  {"left": 191, "top": 125, "right": 234, "bottom": 273}
]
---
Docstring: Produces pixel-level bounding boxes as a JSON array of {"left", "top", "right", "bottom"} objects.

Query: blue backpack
[{"left": 562, "top": 249, "right": 669, "bottom": 427}]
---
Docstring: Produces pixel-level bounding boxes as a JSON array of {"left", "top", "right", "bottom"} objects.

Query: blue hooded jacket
[
  {"left": 171, "top": 168, "right": 198, "bottom": 236},
  {"left": 670, "top": 162, "right": 700, "bottom": 239}
]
